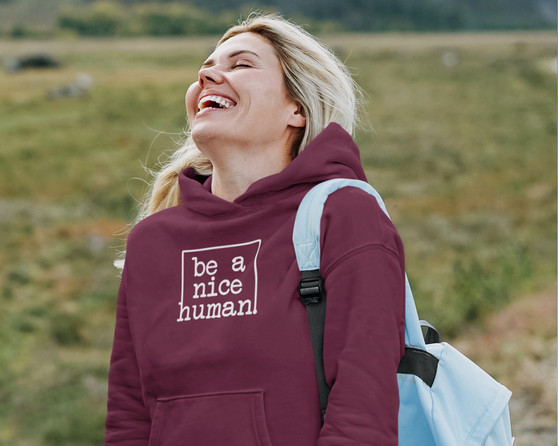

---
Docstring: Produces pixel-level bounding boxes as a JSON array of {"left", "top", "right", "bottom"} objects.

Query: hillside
[
  {"left": 0, "top": 31, "right": 555, "bottom": 444},
  {"left": 0, "top": 0, "right": 555, "bottom": 35}
]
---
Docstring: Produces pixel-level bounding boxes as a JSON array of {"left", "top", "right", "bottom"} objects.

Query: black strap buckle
[{"left": 298, "top": 270, "right": 325, "bottom": 305}]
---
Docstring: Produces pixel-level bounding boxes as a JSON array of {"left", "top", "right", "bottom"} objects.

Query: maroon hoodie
[{"left": 105, "top": 123, "right": 406, "bottom": 445}]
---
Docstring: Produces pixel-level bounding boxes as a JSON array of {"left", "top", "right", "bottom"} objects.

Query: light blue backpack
[{"left": 293, "top": 178, "right": 514, "bottom": 445}]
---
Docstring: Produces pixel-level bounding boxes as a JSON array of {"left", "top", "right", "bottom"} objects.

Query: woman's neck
[{"left": 209, "top": 146, "right": 292, "bottom": 202}]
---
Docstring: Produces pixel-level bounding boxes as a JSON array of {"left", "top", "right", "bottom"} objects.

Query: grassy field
[{"left": 0, "top": 32, "right": 556, "bottom": 444}]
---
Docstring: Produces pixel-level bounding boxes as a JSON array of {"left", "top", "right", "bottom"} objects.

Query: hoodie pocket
[{"left": 148, "top": 389, "right": 273, "bottom": 446}]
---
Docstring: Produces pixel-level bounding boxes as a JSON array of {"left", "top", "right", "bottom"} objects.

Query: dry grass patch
[{"left": 454, "top": 285, "right": 557, "bottom": 445}]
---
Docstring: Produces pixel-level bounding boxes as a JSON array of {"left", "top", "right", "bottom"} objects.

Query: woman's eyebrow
[{"left": 201, "top": 50, "right": 260, "bottom": 68}]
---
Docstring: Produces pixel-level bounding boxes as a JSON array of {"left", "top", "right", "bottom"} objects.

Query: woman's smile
[{"left": 197, "top": 93, "right": 237, "bottom": 115}]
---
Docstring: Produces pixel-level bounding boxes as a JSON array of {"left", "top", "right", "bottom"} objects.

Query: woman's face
[{"left": 185, "top": 32, "right": 305, "bottom": 158}]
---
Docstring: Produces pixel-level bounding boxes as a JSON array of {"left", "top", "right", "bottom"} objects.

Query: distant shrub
[
  {"left": 58, "top": 1, "right": 124, "bottom": 36},
  {"left": 50, "top": 312, "right": 84, "bottom": 346},
  {"left": 7, "top": 268, "right": 30, "bottom": 285},
  {"left": 57, "top": 0, "right": 237, "bottom": 36},
  {"left": 10, "top": 315, "right": 36, "bottom": 333},
  {"left": 2, "top": 286, "right": 13, "bottom": 300},
  {"left": 9, "top": 24, "right": 30, "bottom": 38},
  {"left": 133, "top": 3, "right": 226, "bottom": 36}
]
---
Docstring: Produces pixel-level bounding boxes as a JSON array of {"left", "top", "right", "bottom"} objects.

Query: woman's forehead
[{"left": 205, "top": 33, "right": 275, "bottom": 64}]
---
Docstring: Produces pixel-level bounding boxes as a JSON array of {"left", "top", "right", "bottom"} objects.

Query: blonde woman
[{"left": 105, "top": 13, "right": 405, "bottom": 445}]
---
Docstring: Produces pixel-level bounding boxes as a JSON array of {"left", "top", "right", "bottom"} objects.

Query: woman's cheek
[{"left": 185, "top": 82, "right": 201, "bottom": 120}]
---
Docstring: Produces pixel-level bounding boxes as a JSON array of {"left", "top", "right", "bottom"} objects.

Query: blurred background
[{"left": 0, "top": 0, "right": 556, "bottom": 444}]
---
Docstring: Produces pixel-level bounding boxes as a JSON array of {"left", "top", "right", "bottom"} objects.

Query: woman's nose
[{"left": 198, "top": 65, "right": 223, "bottom": 87}]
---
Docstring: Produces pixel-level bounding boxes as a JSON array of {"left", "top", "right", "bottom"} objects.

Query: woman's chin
[{"left": 191, "top": 124, "right": 230, "bottom": 150}]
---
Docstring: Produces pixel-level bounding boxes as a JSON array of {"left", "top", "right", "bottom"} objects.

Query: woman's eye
[{"left": 232, "top": 62, "right": 251, "bottom": 69}]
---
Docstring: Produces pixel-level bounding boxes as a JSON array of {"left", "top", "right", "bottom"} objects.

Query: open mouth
[{"left": 197, "top": 95, "right": 237, "bottom": 112}]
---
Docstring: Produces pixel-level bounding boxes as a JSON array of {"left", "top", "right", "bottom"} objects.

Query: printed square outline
[{"left": 181, "top": 239, "right": 262, "bottom": 316}]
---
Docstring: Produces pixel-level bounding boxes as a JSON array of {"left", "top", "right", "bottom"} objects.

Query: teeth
[{"left": 198, "top": 95, "right": 236, "bottom": 111}]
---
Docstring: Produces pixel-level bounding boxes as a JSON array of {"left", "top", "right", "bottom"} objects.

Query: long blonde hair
[{"left": 116, "top": 13, "right": 363, "bottom": 267}]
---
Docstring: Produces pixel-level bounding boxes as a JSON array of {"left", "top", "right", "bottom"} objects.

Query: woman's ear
[{"left": 288, "top": 103, "right": 306, "bottom": 128}]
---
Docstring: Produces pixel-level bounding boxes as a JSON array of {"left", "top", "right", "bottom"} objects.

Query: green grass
[
  {"left": 342, "top": 34, "right": 557, "bottom": 333},
  {"left": 0, "top": 32, "right": 555, "bottom": 444}
]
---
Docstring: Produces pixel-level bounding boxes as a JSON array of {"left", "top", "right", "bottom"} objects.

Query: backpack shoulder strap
[
  {"left": 293, "top": 178, "right": 425, "bottom": 348},
  {"left": 293, "top": 179, "right": 441, "bottom": 422}
]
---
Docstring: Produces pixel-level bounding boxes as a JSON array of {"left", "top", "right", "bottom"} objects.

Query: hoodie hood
[{"left": 179, "top": 122, "right": 367, "bottom": 216}]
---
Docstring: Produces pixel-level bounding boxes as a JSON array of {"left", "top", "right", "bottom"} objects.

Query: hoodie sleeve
[
  {"left": 105, "top": 267, "right": 151, "bottom": 445},
  {"left": 316, "top": 188, "right": 406, "bottom": 445}
]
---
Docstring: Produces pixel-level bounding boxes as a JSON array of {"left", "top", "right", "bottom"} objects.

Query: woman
[{"left": 105, "top": 13, "right": 405, "bottom": 445}]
